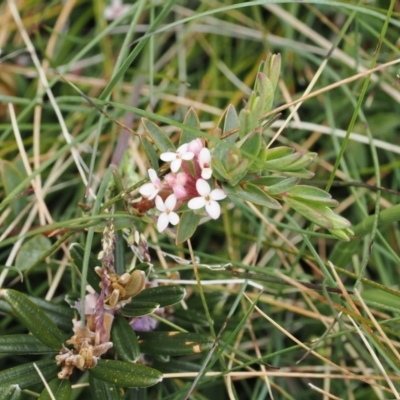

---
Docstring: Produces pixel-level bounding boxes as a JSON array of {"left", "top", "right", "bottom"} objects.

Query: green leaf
[
  {"left": 0, "top": 265, "right": 23, "bottom": 281},
  {"left": 39, "top": 378, "right": 71, "bottom": 400},
  {"left": 134, "top": 262, "right": 153, "bottom": 277},
  {"left": 253, "top": 73, "right": 274, "bottom": 116},
  {"left": 264, "top": 151, "right": 302, "bottom": 170},
  {"left": 176, "top": 211, "right": 202, "bottom": 245},
  {"left": 179, "top": 107, "right": 200, "bottom": 145},
  {"left": 111, "top": 316, "right": 140, "bottom": 363},
  {"left": 140, "top": 136, "right": 159, "bottom": 170},
  {"left": 89, "top": 372, "right": 123, "bottom": 400},
  {"left": 0, "top": 360, "right": 58, "bottom": 390},
  {"left": 263, "top": 177, "right": 299, "bottom": 195},
  {"left": 285, "top": 198, "right": 351, "bottom": 230},
  {"left": 15, "top": 235, "right": 51, "bottom": 272},
  {"left": 282, "top": 153, "right": 316, "bottom": 172},
  {"left": 280, "top": 168, "right": 315, "bottom": 179},
  {"left": 0, "top": 160, "right": 28, "bottom": 218},
  {"left": 362, "top": 289, "right": 400, "bottom": 311},
  {"left": 0, "top": 296, "right": 73, "bottom": 332},
  {"left": 90, "top": 360, "right": 162, "bottom": 388},
  {"left": 223, "top": 104, "right": 239, "bottom": 143},
  {"left": 209, "top": 156, "right": 230, "bottom": 182},
  {"left": 138, "top": 331, "right": 214, "bottom": 356},
  {"left": 224, "top": 183, "right": 281, "bottom": 209},
  {"left": 264, "top": 146, "right": 294, "bottom": 161},
  {"left": 238, "top": 109, "right": 255, "bottom": 139},
  {"left": 142, "top": 118, "right": 174, "bottom": 153},
  {"left": 0, "top": 335, "right": 55, "bottom": 355},
  {"left": 239, "top": 132, "right": 262, "bottom": 161},
  {"left": 0, "top": 385, "right": 21, "bottom": 400},
  {"left": 133, "top": 285, "right": 186, "bottom": 307},
  {"left": 120, "top": 301, "right": 160, "bottom": 317},
  {"left": 0, "top": 289, "right": 64, "bottom": 350},
  {"left": 287, "top": 185, "right": 339, "bottom": 207},
  {"left": 70, "top": 243, "right": 102, "bottom": 293}
]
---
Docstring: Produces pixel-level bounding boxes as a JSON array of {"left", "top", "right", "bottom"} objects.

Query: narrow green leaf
[
  {"left": 120, "top": 301, "right": 160, "bottom": 317},
  {"left": 264, "top": 146, "right": 294, "bottom": 161},
  {"left": 0, "top": 360, "right": 58, "bottom": 390},
  {"left": 287, "top": 185, "right": 338, "bottom": 207},
  {"left": 264, "top": 151, "right": 302, "bottom": 170},
  {"left": 224, "top": 183, "right": 281, "bottom": 209},
  {"left": 134, "top": 262, "right": 153, "bottom": 277},
  {"left": 90, "top": 360, "right": 163, "bottom": 388},
  {"left": 238, "top": 109, "right": 255, "bottom": 139},
  {"left": 0, "top": 265, "right": 23, "bottom": 280},
  {"left": 263, "top": 177, "right": 299, "bottom": 195},
  {"left": 176, "top": 211, "right": 201, "bottom": 245},
  {"left": 138, "top": 331, "right": 214, "bottom": 356},
  {"left": 140, "top": 136, "right": 159, "bottom": 170},
  {"left": 0, "top": 296, "right": 73, "bottom": 332},
  {"left": 0, "top": 289, "right": 64, "bottom": 350},
  {"left": 89, "top": 373, "right": 123, "bottom": 400},
  {"left": 285, "top": 198, "right": 351, "bottom": 230},
  {"left": 15, "top": 235, "right": 52, "bottom": 272},
  {"left": 0, "top": 335, "right": 55, "bottom": 355},
  {"left": 142, "top": 118, "right": 174, "bottom": 153},
  {"left": 223, "top": 104, "right": 239, "bottom": 143},
  {"left": 0, "top": 385, "right": 21, "bottom": 400},
  {"left": 39, "top": 378, "right": 71, "bottom": 400},
  {"left": 239, "top": 132, "right": 262, "bottom": 161},
  {"left": 70, "top": 243, "right": 102, "bottom": 292},
  {"left": 362, "top": 290, "right": 400, "bottom": 311},
  {"left": 0, "top": 160, "right": 28, "bottom": 217},
  {"left": 283, "top": 152, "right": 316, "bottom": 171},
  {"left": 133, "top": 285, "right": 186, "bottom": 307},
  {"left": 179, "top": 107, "right": 200, "bottom": 145},
  {"left": 114, "top": 230, "right": 125, "bottom": 275},
  {"left": 111, "top": 316, "right": 140, "bottom": 363}
]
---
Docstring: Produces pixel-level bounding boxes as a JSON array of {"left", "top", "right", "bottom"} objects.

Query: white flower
[
  {"left": 198, "top": 147, "right": 212, "bottom": 180},
  {"left": 160, "top": 143, "right": 194, "bottom": 173},
  {"left": 188, "top": 179, "right": 226, "bottom": 220},
  {"left": 139, "top": 169, "right": 162, "bottom": 200},
  {"left": 155, "top": 195, "right": 180, "bottom": 232}
]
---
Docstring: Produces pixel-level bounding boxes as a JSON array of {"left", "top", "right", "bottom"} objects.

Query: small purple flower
[{"left": 131, "top": 315, "right": 158, "bottom": 331}]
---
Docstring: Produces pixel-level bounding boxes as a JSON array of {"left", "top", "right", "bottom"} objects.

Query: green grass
[{"left": 1, "top": 0, "right": 400, "bottom": 399}]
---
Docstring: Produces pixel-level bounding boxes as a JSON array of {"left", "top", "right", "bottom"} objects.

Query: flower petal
[
  {"left": 210, "top": 188, "right": 227, "bottom": 201},
  {"left": 181, "top": 151, "right": 194, "bottom": 160},
  {"left": 157, "top": 213, "right": 169, "bottom": 232},
  {"left": 198, "top": 147, "right": 211, "bottom": 165},
  {"left": 140, "top": 183, "right": 160, "bottom": 199},
  {"left": 188, "top": 197, "right": 206, "bottom": 210},
  {"left": 164, "top": 194, "right": 177, "bottom": 210},
  {"left": 170, "top": 159, "right": 182, "bottom": 172},
  {"left": 177, "top": 143, "right": 189, "bottom": 153},
  {"left": 160, "top": 152, "right": 177, "bottom": 162},
  {"left": 148, "top": 168, "right": 158, "bottom": 183},
  {"left": 195, "top": 179, "right": 211, "bottom": 196},
  {"left": 205, "top": 200, "right": 221, "bottom": 219},
  {"left": 201, "top": 168, "right": 212, "bottom": 180},
  {"left": 169, "top": 212, "right": 180, "bottom": 226},
  {"left": 187, "top": 138, "right": 203, "bottom": 156},
  {"left": 155, "top": 195, "right": 165, "bottom": 212}
]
